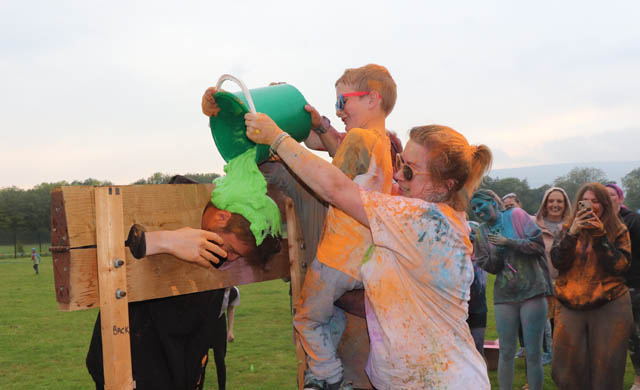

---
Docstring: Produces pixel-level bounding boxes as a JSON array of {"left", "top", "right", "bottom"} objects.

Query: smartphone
[
  {"left": 207, "top": 240, "right": 228, "bottom": 269},
  {"left": 577, "top": 200, "right": 593, "bottom": 212}
]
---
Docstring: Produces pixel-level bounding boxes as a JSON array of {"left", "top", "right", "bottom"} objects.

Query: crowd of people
[
  {"left": 86, "top": 62, "right": 640, "bottom": 390},
  {"left": 470, "top": 183, "right": 640, "bottom": 390}
]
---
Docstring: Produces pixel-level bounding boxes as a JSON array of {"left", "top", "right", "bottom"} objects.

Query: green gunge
[{"left": 211, "top": 147, "right": 282, "bottom": 245}]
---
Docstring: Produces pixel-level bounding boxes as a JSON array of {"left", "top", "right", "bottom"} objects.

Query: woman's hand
[
  {"left": 582, "top": 211, "right": 606, "bottom": 236},
  {"left": 488, "top": 234, "right": 510, "bottom": 247},
  {"left": 202, "top": 87, "right": 221, "bottom": 117},
  {"left": 569, "top": 208, "right": 604, "bottom": 236},
  {"left": 245, "top": 113, "right": 284, "bottom": 145}
]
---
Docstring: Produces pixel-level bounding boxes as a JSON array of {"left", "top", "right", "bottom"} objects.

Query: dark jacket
[
  {"left": 87, "top": 290, "right": 225, "bottom": 390},
  {"left": 620, "top": 207, "right": 640, "bottom": 288}
]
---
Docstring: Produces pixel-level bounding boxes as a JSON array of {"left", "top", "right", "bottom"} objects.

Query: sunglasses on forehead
[
  {"left": 335, "top": 91, "right": 371, "bottom": 111},
  {"left": 395, "top": 154, "right": 429, "bottom": 181}
]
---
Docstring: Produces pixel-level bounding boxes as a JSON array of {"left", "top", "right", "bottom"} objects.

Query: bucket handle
[{"left": 215, "top": 74, "right": 257, "bottom": 114}]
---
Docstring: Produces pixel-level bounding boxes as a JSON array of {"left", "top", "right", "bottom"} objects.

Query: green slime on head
[{"left": 211, "top": 147, "right": 282, "bottom": 245}]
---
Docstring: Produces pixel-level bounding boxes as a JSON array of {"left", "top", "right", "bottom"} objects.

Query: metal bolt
[
  {"left": 54, "top": 258, "right": 58, "bottom": 263},
  {"left": 62, "top": 235, "right": 67, "bottom": 241},
  {"left": 115, "top": 289, "right": 127, "bottom": 299},
  {"left": 299, "top": 242, "right": 305, "bottom": 250},
  {"left": 55, "top": 207, "right": 60, "bottom": 213},
  {"left": 59, "top": 286, "right": 64, "bottom": 292},
  {"left": 63, "top": 266, "right": 68, "bottom": 272},
  {"left": 113, "top": 258, "right": 125, "bottom": 268}
]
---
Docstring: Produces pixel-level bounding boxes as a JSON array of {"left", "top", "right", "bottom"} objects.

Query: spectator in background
[
  {"left": 534, "top": 187, "right": 572, "bottom": 366},
  {"left": 467, "top": 220, "right": 488, "bottom": 357},
  {"left": 502, "top": 193, "right": 523, "bottom": 210},
  {"left": 606, "top": 183, "right": 640, "bottom": 390},
  {"left": 31, "top": 248, "right": 40, "bottom": 275},
  {"left": 472, "top": 189, "right": 553, "bottom": 390},
  {"left": 551, "top": 182, "right": 632, "bottom": 390}
]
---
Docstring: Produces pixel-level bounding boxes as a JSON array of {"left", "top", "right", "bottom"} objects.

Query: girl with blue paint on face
[{"left": 471, "top": 189, "right": 553, "bottom": 390}]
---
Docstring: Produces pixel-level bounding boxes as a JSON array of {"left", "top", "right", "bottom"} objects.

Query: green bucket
[{"left": 209, "top": 75, "right": 311, "bottom": 164}]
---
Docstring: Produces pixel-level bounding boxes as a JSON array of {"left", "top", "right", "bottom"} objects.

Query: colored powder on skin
[
  {"left": 211, "top": 147, "right": 282, "bottom": 245},
  {"left": 362, "top": 244, "right": 375, "bottom": 264}
]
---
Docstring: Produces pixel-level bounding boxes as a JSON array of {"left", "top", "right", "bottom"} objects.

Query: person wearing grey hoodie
[
  {"left": 534, "top": 187, "right": 571, "bottom": 366},
  {"left": 535, "top": 187, "right": 573, "bottom": 280}
]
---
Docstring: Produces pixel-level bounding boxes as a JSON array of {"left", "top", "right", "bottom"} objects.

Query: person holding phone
[
  {"left": 471, "top": 189, "right": 553, "bottom": 390},
  {"left": 550, "top": 182, "right": 632, "bottom": 390}
]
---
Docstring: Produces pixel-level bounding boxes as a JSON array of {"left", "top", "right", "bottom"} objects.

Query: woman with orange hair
[{"left": 245, "top": 115, "right": 492, "bottom": 389}]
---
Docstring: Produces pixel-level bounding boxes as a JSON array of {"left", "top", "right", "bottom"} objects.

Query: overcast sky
[{"left": 2, "top": 1, "right": 639, "bottom": 189}]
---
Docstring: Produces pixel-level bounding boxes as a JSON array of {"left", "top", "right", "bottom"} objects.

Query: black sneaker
[
  {"left": 326, "top": 379, "right": 353, "bottom": 390},
  {"left": 303, "top": 378, "right": 325, "bottom": 390}
]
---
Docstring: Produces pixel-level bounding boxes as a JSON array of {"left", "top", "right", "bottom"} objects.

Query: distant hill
[{"left": 489, "top": 161, "right": 640, "bottom": 188}]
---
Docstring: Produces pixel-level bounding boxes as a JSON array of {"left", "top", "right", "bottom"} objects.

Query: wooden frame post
[
  {"left": 285, "top": 198, "right": 308, "bottom": 390},
  {"left": 95, "top": 187, "right": 134, "bottom": 390}
]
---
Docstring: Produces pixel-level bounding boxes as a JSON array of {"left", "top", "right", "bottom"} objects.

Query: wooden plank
[
  {"left": 285, "top": 198, "right": 308, "bottom": 390},
  {"left": 57, "top": 184, "right": 214, "bottom": 248},
  {"left": 95, "top": 187, "right": 134, "bottom": 390},
  {"left": 58, "top": 242, "right": 291, "bottom": 312},
  {"left": 51, "top": 190, "right": 71, "bottom": 304}
]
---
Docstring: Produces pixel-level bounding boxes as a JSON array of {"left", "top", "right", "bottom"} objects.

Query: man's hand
[
  {"left": 245, "top": 113, "right": 284, "bottom": 145},
  {"left": 146, "top": 228, "right": 228, "bottom": 269},
  {"left": 202, "top": 87, "right": 221, "bottom": 117}
]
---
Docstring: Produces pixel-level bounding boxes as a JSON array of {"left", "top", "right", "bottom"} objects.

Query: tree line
[
  {"left": 0, "top": 173, "right": 219, "bottom": 257},
  {"left": 479, "top": 166, "right": 640, "bottom": 215},
  {"left": 2, "top": 167, "right": 640, "bottom": 258}
]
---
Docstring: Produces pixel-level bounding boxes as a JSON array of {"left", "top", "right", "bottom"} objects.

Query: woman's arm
[
  {"left": 503, "top": 210, "right": 546, "bottom": 256},
  {"left": 245, "top": 113, "right": 369, "bottom": 227},
  {"left": 550, "top": 228, "right": 578, "bottom": 271},
  {"left": 474, "top": 226, "right": 506, "bottom": 274},
  {"left": 594, "top": 229, "right": 631, "bottom": 276}
]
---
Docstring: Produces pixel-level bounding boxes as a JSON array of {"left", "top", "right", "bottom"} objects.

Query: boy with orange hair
[{"left": 202, "top": 64, "right": 396, "bottom": 390}]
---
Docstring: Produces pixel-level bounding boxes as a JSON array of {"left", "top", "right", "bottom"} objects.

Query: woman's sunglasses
[
  {"left": 335, "top": 91, "right": 371, "bottom": 111},
  {"left": 395, "top": 154, "right": 429, "bottom": 181}
]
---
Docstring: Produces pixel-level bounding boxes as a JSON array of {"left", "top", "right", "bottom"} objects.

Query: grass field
[
  {"left": 0, "top": 255, "right": 636, "bottom": 389},
  {"left": 0, "top": 243, "right": 50, "bottom": 259}
]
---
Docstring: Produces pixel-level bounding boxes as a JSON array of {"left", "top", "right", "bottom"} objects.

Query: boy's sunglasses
[
  {"left": 335, "top": 91, "right": 371, "bottom": 111},
  {"left": 395, "top": 154, "right": 429, "bottom": 181}
]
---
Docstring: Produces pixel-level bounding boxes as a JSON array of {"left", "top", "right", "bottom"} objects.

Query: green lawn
[{"left": 0, "top": 256, "right": 636, "bottom": 389}]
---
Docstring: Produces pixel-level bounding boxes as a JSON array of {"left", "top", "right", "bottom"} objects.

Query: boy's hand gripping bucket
[{"left": 209, "top": 75, "right": 311, "bottom": 164}]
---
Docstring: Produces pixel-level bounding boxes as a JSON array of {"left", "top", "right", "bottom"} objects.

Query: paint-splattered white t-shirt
[{"left": 359, "top": 188, "right": 490, "bottom": 390}]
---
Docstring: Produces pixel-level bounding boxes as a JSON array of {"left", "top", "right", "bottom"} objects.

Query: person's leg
[
  {"left": 589, "top": 292, "right": 633, "bottom": 390},
  {"left": 494, "top": 302, "right": 521, "bottom": 390},
  {"left": 551, "top": 303, "right": 589, "bottom": 390},
  {"left": 467, "top": 311, "right": 487, "bottom": 357},
  {"left": 293, "top": 259, "right": 362, "bottom": 386},
  {"left": 520, "top": 296, "right": 547, "bottom": 390},
  {"left": 628, "top": 288, "right": 640, "bottom": 388},
  {"left": 211, "top": 314, "right": 227, "bottom": 390},
  {"left": 470, "top": 327, "right": 486, "bottom": 357}
]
